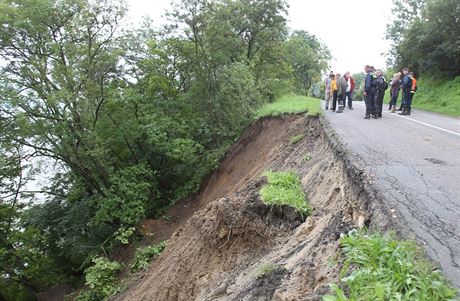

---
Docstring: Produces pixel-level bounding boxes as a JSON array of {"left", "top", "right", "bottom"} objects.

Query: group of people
[
  {"left": 364, "top": 65, "right": 417, "bottom": 119},
  {"left": 324, "top": 71, "right": 355, "bottom": 113},
  {"left": 324, "top": 66, "right": 417, "bottom": 119}
]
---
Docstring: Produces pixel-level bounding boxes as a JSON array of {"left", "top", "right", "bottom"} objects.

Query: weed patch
[
  {"left": 302, "top": 153, "right": 312, "bottom": 162},
  {"left": 323, "top": 231, "right": 458, "bottom": 301},
  {"left": 260, "top": 171, "right": 311, "bottom": 217},
  {"left": 290, "top": 134, "right": 304, "bottom": 144},
  {"left": 255, "top": 263, "right": 283, "bottom": 279}
]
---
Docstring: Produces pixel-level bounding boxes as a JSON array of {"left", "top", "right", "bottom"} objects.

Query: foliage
[
  {"left": 255, "top": 263, "right": 283, "bottom": 279},
  {"left": 323, "top": 231, "right": 458, "bottom": 301},
  {"left": 260, "top": 171, "right": 311, "bottom": 217},
  {"left": 290, "top": 135, "right": 304, "bottom": 145},
  {"left": 256, "top": 95, "right": 322, "bottom": 118},
  {"left": 0, "top": 0, "right": 329, "bottom": 298},
  {"left": 78, "top": 257, "right": 123, "bottom": 301},
  {"left": 130, "top": 241, "right": 166, "bottom": 272},
  {"left": 283, "top": 30, "right": 331, "bottom": 96},
  {"left": 386, "top": 0, "right": 460, "bottom": 76}
]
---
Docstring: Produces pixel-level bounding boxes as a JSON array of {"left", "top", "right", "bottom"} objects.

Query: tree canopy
[
  {"left": 0, "top": 0, "right": 330, "bottom": 299},
  {"left": 386, "top": 0, "right": 460, "bottom": 76}
]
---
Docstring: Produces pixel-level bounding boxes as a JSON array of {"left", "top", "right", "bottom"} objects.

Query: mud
[{"left": 113, "top": 115, "right": 393, "bottom": 301}]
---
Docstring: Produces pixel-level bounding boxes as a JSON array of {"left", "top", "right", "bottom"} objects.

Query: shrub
[
  {"left": 78, "top": 257, "right": 122, "bottom": 301},
  {"left": 260, "top": 170, "right": 311, "bottom": 217},
  {"left": 130, "top": 241, "right": 166, "bottom": 272}
]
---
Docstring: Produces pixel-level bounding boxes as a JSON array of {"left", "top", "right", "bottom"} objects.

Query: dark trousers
[
  {"left": 402, "top": 90, "right": 411, "bottom": 110},
  {"left": 375, "top": 90, "right": 385, "bottom": 116},
  {"left": 390, "top": 93, "right": 398, "bottom": 107},
  {"left": 346, "top": 91, "right": 353, "bottom": 108},
  {"left": 338, "top": 93, "right": 345, "bottom": 111},
  {"left": 332, "top": 90, "right": 338, "bottom": 111},
  {"left": 364, "top": 89, "right": 376, "bottom": 116}
]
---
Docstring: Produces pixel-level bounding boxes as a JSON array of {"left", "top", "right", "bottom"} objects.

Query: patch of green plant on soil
[
  {"left": 323, "top": 230, "right": 458, "bottom": 301},
  {"left": 260, "top": 170, "right": 311, "bottom": 217},
  {"left": 77, "top": 257, "right": 123, "bottom": 301},
  {"left": 130, "top": 241, "right": 166, "bottom": 272},
  {"left": 290, "top": 134, "right": 304, "bottom": 144},
  {"left": 255, "top": 263, "right": 283, "bottom": 279},
  {"left": 302, "top": 153, "right": 312, "bottom": 162},
  {"left": 255, "top": 94, "right": 322, "bottom": 118}
]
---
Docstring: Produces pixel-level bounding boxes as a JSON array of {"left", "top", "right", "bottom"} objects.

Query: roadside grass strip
[
  {"left": 324, "top": 230, "right": 458, "bottom": 301},
  {"left": 260, "top": 170, "right": 311, "bottom": 217},
  {"left": 256, "top": 95, "right": 322, "bottom": 118}
]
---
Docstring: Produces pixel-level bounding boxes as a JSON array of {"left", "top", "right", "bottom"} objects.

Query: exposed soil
[{"left": 112, "top": 115, "right": 393, "bottom": 301}]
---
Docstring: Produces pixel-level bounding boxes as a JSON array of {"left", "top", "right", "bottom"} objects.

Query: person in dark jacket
[
  {"left": 389, "top": 72, "right": 401, "bottom": 113},
  {"left": 363, "top": 65, "right": 377, "bottom": 119},
  {"left": 374, "top": 69, "right": 388, "bottom": 118},
  {"left": 400, "top": 67, "right": 413, "bottom": 115}
]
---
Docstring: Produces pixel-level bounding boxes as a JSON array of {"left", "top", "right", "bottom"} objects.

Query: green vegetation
[
  {"left": 290, "top": 134, "right": 304, "bottom": 145},
  {"left": 411, "top": 77, "right": 460, "bottom": 117},
  {"left": 255, "top": 95, "right": 322, "bottom": 118},
  {"left": 387, "top": 0, "right": 460, "bottom": 77},
  {"left": 324, "top": 231, "right": 458, "bottom": 301},
  {"left": 260, "top": 171, "right": 311, "bottom": 217},
  {"left": 255, "top": 263, "right": 283, "bottom": 279},
  {"left": 130, "top": 242, "right": 166, "bottom": 272},
  {"left": 0, "top": 0, "right": 330, "bottom": 298},
  {"left": 302, "top": 153, "right": 312, "bottom": 163},
  {"left": 77, "top": 257, "right": 123, "bottom": 301}
]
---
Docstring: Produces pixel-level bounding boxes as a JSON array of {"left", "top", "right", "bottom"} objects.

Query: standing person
[
  {"left": 331, "top": 74, "right": 338, "bottom": 111},
  {"left": 363, "top": 65, "right": 377, "bottom": 119},
  {"left": 374, "top": 69, "right": 388, "bottom": 118},
  {"left": 344, "top": 72, "right": 355, "bottom": 110},
  {"left": 400, "top": 67, "right": 412, "bottom": 115},
  {"left": 336, "top": 73, "right": 348, "bottom": 113},
  {"left": 389, "top": 72, "right": 401, "bottom": 113},
  {"left": 410, "top": 71, "right": 417, "bottom": 107},
  {"left": 324, "top": 73, "right": 333, "bottom": 110}
]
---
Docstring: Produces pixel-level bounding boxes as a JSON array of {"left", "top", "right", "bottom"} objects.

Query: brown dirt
[{"left": 112, "top": 115, "right": 392, "bottom": 301}]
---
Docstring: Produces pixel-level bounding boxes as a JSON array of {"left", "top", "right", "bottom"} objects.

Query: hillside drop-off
[{"left": 113, "top": 115, "right": 394, "bottom": 301}]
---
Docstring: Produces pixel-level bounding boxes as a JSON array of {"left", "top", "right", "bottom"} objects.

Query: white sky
[{"left": 126, "top": 0, "right": 393, "bottom": 74}]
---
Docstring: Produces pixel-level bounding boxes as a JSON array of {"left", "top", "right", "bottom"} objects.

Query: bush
[
  {"left": 323, "top": 231, "right": 458, "bottom": 301},
  {"left": 260, "top": 170, "right": 311, "bottom": 217},
  {"left": 130, "top": 241, "right": 166, "bottom": 272},
  {"left": 78, "top": 257, "right": 123, "bottom": 301},
  {"left": 255, "top": 263, "right": 283, "bottom": 279}
]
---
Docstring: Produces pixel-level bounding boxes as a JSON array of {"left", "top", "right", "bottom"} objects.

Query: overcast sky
[{"left": 126, "top": 0, "right": 393, "bottom": 74}]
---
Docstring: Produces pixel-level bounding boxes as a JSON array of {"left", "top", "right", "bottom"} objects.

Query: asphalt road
[{"left": 323, "top": 100, "right": 460, "bottom": 287}]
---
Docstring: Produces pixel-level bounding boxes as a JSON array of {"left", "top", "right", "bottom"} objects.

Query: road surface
[{"left": 323, "top": 100, "right": 460, "bottom": 287}]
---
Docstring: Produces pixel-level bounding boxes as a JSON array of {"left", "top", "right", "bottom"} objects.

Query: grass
[
  {"left": 290, "top": 134, "right": 304, "bottom": 144},
  {"left": 323, "top": 230, "right": 458, "bottom": 301},
  {"left": 383, "top": 76, "right": 460, "bottom": 117},
  {"left": 255, "top": 94, "right": 322, "bottom": 119},
  {"left": 259, "top": 170, "right": 311, "bottom": 217},
  {"left": 255, "top": 263, "right": 282, "bottom": 279}
]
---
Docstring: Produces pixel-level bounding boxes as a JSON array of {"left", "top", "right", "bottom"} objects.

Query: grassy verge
[
  {"left": 259, "top": 170, "right": 311, "bottom": 217},
  {"left": 256, "top": 94, "right": 322, "bottom": 118},
  {"left": 383, "top": 76, "right": 460, "bottom": 117},
  {"left": 324, "top": 231, "right": 458, "bottom": 301}
]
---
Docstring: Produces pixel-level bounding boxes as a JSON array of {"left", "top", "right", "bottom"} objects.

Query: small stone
[
  {"left": 392, "top": 214, "right": 397, "bottom": 218},
  {"left": 390, "top": 208, "right": 396, "bottom": 213}
]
